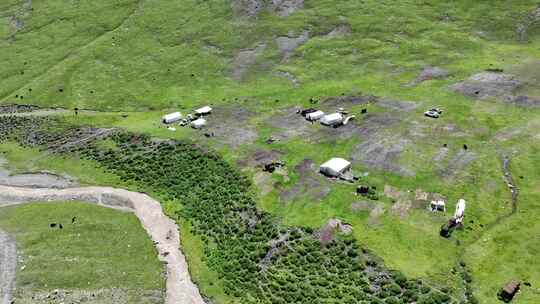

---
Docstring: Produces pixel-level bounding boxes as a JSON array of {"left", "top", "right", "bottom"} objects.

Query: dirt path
[
  {"left": 0, "top": 185, "right": 206, "bottom": 304},
  {"left": 0, "top": 229, "right": 17, "bottom": 304}
]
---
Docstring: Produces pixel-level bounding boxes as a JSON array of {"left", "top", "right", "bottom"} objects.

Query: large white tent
[
  {"left": 320, "top": 113, "right": 344, "bottom": 126},
  {"left": 195, "top": 106, "right": 212, "bottom": 115},
  {"left": 162, "top": 112, "right": 182, "bottom": 124},
  {"left": 320, "top": 158, "right": 351, "bottom": 177},
  {"left": 306, "top": 110, "right": 325, "bottom": 121},
  {"left": 191, "top": 118, "right": 207, "bottom": 129}
]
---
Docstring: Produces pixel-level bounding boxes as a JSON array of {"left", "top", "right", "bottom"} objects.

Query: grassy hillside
[
  {"left": 1, "top": 0, "right": 539, "bottom": 110},
  {"left": 1, "top": 1, "right": 540, "bottom": 303}
]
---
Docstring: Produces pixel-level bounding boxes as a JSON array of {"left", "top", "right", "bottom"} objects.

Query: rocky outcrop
[
  {"left": 233, "top": 0, "right": 303, "bottom": 18},
  {"left": 275, "top": 31, "right": 309, "bottom": 58}
]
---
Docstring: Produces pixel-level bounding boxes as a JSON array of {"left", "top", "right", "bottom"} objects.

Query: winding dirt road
[{"left": 0, "top": 185, "right": 205, "bottom": 304}]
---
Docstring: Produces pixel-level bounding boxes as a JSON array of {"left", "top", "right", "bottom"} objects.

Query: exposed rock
[
  {"left": 504, "top": 95, "right": 540, "bottom": 108},
  {"left": 275, "top": 31, "right": 309, "bottom": 58},
  {"left": 408, "top": 66, "right": 450, "bottom": 86},
  {"left": 0, "top": 104, "right": 41, "bottom": 114},
  {"left": 325, "top": 24, "right": 352, "bottom": 38},
  {"left": 318, "top": 218, "right": 352, "bottom": 245},
  {"left": 233, "top": 0, "right": 303, "bottom": 17},
  {"left": 232, "top": 43, "right": 266, "bottom": 80},
  {"left": 270, "top": 0, "right": 304, "bottom": 17},
  {"left": 273, "top": 70, "right": 300, "bottom": 86},
  {"left": 450, "top": 72, "right": 521, "bottom": 100},
  {"left": 517, "top": 5, "right": 540, "bottom": 42},
  {"left": 232, "top": 0, "right": 265, "bottom": 17}
]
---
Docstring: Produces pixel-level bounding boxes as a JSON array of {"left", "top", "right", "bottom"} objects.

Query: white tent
[
  {"left": 195, "top": 106, "right": 212, "bottom": 115},
  {"left": 306, "top": 110, "right": 325, "bottom": 121},
  {"left": 162, "top": 112, "right": 182, "bottom": 124},
  {"left": 191, "top": 118, "right": 207, "bottom": 129},
  {"left": 320, "top": 113, "right": 344, "bottom": 126},
  {"left": 320, "top": 158, "right": 351, "bottom": 177}
]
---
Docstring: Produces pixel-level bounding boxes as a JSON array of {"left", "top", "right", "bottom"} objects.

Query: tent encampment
[
  {"left": 320, "top": 113, "right": 344, "bottom": 126},
  {"left": 306, "top": 110, "right": 325, "bottom": 121},
  {"left": 320, "top": 158, "right": 351, "bottom": 177},
  {"left": 162, "top": 112, "right": 182, "bottom": 124},
  {"left": 191, "top": 118, "right": 207, "bottom": 129},
  {"left": 195, "top": 106, "right": 212, "bottom": 115}
]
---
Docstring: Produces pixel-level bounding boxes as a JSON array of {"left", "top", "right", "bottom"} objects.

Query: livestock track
[{"left": 0, "top": 185, "right": 206, "bottom": 304}]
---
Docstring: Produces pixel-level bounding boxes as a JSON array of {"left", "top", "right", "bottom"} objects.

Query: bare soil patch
[
  {"left": 437, "top": 150, "right": 476, "bottom": 178},
  {"left": 407, "top": 66, "right": 450, "bottom": 86},
  {"left": 204, "top": 105, "right": 258, "bottom": 148},
  {"left": 231, "top": 43, "right": 266, "bottom": 81},
  {"left": 275, "top": 31, "right": 309, "bottom": 59},
  {"left": 352, "top": 135, "right": 414, "bottom": 176},
  {"left": 377, "top": 99, "right": 419, "bottom": 112},
  {"left": 279, "top": 159, "right": 330, "bottom": 202},
  {"left": 266, "top": 107, "right": 314, "bottom": 140},
  {"left": 450, "top": 72, "right": 521, "bottom": 100}
]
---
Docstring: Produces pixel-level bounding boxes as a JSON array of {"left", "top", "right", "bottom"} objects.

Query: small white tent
[
  {"left": 320, "top": 113, "right": 344, "bottom": 126},
  {"left": 191, "top": 118, "right": 207, "bottom": 129},
  {"left": 195, "top": 106, "right": 212, "bottom": 115},
  {"left": 162, "top": 112, "right": 182, "bottom": 124},
  {"left": 306, "top": 110, "right": 325, "bottom": 121},
  {"left": 320, "top": 158, "right": 351, "bottom": 177}
]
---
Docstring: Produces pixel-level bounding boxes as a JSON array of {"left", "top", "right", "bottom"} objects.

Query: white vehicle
[
  {"left": 306, "top": 110, "right": 325, "bottom": 121},
  {"left": 320, "top": 113, "right": 344, "bottom": 126},
  {"left": 424, "top": 108, "right": 443, "bottom": 118},
  {"left": 191, "top": 118, "right": 207, "bottom": 129},
  {"left": 162, "top": 112, "right": 182, "bottom": 124}
]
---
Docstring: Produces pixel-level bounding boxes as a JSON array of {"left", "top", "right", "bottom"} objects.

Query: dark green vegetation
[
  {"left": 1, "top": 116, "right": 456, "bottom": 304},
  {"left": 0, "top": 201, "right": 164, "bottom": 303}
]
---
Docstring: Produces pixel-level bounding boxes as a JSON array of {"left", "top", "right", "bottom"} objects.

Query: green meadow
[{"left": 1, "top": 0, "right": 540, "bottom": 303}]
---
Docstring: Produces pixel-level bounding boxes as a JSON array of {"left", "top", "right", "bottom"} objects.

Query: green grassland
[
  {"left": 1, "top": 0, "right": 540, "bottom": 303},
  {"left": 1, "top": 0, "right": 539, "bottom": 110},
  {"left": 0, "top": 201, "right": 165, "bottom": 303}
]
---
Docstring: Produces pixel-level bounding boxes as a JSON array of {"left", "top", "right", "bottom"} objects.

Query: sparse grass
[{"left": 0, "top": 201, "right": 165, "bottom": 302}]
